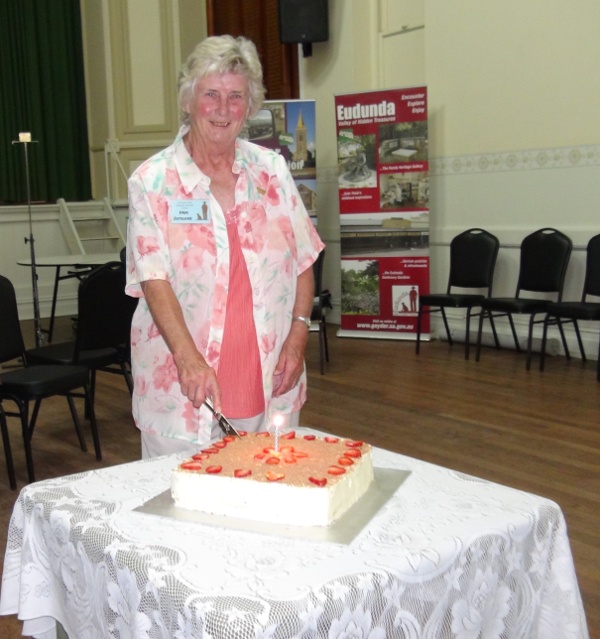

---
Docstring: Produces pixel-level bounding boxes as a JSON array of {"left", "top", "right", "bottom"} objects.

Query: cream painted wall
[
  {"left": 299, "top": 0, "right": 600, "bottom": 357},
  {"left": 426, "top": 0, "right": 600, "bottom": 155},
  {"left": 127, "top": 0, "right": 167, "bottom": 126},
  {"left": 80, "top": 0, "right": 111, "bottom": 198},
  {"left": 9, "top": 1, "right": 600, "bottom": 359},
  {"left": 424, "top": 0, "right": 600, "bottom": 356},
  {"left": 179, "top": 0, "right": 207, "bottom": 62}
]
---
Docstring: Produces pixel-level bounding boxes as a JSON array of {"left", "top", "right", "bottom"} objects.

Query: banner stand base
[{"left": 337, "top": 329, "right": 424, "bottom": 341}]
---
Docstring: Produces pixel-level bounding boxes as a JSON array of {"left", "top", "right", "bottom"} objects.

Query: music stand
[{"left": 12, "top": 132, "right": 45, "bottom": 347}]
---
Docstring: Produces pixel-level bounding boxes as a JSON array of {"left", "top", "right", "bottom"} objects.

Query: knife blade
[{"left": 204, "top": 398, "right": 241, "bottom": 437}]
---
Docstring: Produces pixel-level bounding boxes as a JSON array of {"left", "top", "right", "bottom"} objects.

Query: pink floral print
[{"left": 126, "top": 126, "right": 324, "bottom": 446}]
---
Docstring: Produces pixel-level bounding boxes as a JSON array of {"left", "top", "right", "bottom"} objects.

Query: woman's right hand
[{"left": 173, "top": 350, "right": 222, "bottom": 410}]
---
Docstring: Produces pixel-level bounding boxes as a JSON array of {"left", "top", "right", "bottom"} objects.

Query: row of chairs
[
  {"left": 416, "top": 228, "right": 600, "bottom": 379},
  {"left": 0, "top": 261, "right": 136, "bottom": 489}
]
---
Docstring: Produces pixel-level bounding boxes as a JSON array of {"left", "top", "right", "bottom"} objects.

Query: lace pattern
[{"left": 0, "top": 435, "right": 589, "bottom": 639}]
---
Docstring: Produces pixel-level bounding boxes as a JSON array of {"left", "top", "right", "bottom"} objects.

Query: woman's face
[{"left": 189, "top": 72, "right": 250, "bottom": 148}]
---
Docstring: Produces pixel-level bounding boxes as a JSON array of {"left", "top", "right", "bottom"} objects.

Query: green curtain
[{"left": 0, "top": 0, "right": 91, "bottom": 204}]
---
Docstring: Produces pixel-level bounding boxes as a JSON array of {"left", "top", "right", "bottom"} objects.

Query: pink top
[{"left": 217, "top": 214, "right": 264, "bottom": 418}]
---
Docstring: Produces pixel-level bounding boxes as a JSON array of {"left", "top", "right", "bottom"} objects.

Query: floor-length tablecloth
[{"left": 0, "top": 436, "right": 589, "bottom": 638}]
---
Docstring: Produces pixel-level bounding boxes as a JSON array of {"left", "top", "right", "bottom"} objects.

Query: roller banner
[{"left": 334, "top": 87, "right": 429, "bottom": 339}]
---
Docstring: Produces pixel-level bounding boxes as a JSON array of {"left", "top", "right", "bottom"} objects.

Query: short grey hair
[{"left": 178, "top": 35, "right": 266, "bottom": 125}]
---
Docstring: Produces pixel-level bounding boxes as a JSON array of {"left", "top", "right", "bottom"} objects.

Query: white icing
[{"left": 171, "top": 434, "right": 374, "bottom": 527}]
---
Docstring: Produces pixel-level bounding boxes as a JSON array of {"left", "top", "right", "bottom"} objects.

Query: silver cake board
[{"left": 134, "top": 467, "right": 410, "bottom": 545}]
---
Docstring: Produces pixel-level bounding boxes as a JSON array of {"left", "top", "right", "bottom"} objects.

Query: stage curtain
[{"left": 0, "top": 0, "right": 91, "bottom": 204}]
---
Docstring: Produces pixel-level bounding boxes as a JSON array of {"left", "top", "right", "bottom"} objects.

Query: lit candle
[{"left": 273, "top": 414, "right": 284, "bottom": 452}]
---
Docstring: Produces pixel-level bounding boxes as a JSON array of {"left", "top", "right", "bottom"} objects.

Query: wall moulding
[
  {"left": 430, "top": 144, "right": 600, "bottom": 176},
  {"left": 111, "top": 0, "right": 177, "bottom": 137}
]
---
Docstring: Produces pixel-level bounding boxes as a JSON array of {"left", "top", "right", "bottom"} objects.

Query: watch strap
[{"left": 292, "top": 315, "right": 311, "bottom": 329}]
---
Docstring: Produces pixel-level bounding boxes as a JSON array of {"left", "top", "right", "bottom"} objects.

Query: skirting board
[{"left": 441, "top": 329, "right": 561, "bottom": 357}]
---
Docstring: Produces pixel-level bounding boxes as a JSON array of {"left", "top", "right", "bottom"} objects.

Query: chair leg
[
  {"left": 597, "top": 331, "right": 600, "bottom": 382},
  {"left": 83, "top": 384, "right": 102, "bottom": 461},
  {"left": 415, "top": 307, "right": 423, "bottom": 354},
  {"left": 552, "top": 317, "right": 572, "bottom": 360},
  {"left": 464, "top": 309, "right": 472, "bottom": 360},
  {"left": 322, "top": 319, "right": 329, "bottom": 362},
  {"left": 318, "top": 324, "right": 326, "bottom": 375},
  {"left": 85, "top": 369, "right": 97, "bottom": 420},
  {"left": 525, "top": 314, "right": 537, "bottom": 370},
  {"left": 66, "top": 394, "right": 88, "bottom": 453},
  {"left": 571, "top": 320, "right": 585, "bottom": 361},
  {"left": 17, "top": 400, "right": 36, "bottom": 484},
  {"left": 0, "top": 407, "right": 17, "bottom": 490},
  {"left": 507, "top": 314, "right": 521, "bottom": 352},
  {"left": 440, "top": 308, "right": 453, "bottom": 345},
  {"left": 476, "top": 309, "right": 503, "bottom": 361},
  {"left": 118, "top": 357, "right": 134, "bottom": 395},
  {"left": 28, "top": 398, "right": 42, "bottom": 437},
  {"left": 488, "top": 313, "right": 501, "bottom": 349},
  {"left": 124, "top": 367, "right": 134, "bottom": 395},
  {"left": 475, "top": 309, "right": 492, "bottom": 362},
  {"left": 540, "top": 314, "right": 550, "bottom": 372}
]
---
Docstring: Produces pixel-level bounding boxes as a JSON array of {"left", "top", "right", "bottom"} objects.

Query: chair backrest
[
  {"left": 313, "top": 250, "right": 325, "bottom": 294},
  {"left": 582, "top": 234, "right": 600, "bottom": 300},
  {"left": 516, "top": 228, "right": 572, "bottom": 297},
  {"left": 448, "top": 228, "right": 500, "bottom": 293},
  {"left": 0, "top": 275, "right": 26, "bottom": 364},
  {"left": 311, "top": 250, "right": 325, "bottom": 320},
  {"left": 75, "top": 261, "right": 138, "bottom": 355}
]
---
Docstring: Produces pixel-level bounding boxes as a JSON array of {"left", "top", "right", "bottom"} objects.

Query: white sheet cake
[{"left": 171, "top": 431, "right": 374, "bottom": 526}]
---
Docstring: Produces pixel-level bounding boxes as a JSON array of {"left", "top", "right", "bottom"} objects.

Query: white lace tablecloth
[{"left": 0, "top": 436, "right": 589, "bottom": 639}]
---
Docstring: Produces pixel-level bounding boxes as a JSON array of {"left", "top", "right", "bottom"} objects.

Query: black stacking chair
[
  {"left": 540, "top": 233, "right": 600, "bottom": 380},
  {"left": 310, "top": 250, "right": 330, "bottom": 374},
  {"left": 26, "top": 261, "right": 138, "bottom": 412},
  {"left": 118, "top": 245, "right": 136, "bottom": 373},
  {"left": 416, "top": 228, "right": 499, "bottom": 360},
  {"left": 475, "top": 228, "right": 572, "bottom": 369},
  {"left": 0, "top": 275, "right": 100, "bottom": 488}
]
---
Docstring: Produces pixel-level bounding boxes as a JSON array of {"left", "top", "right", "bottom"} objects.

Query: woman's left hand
[
  {"left": 272, "top": 324, "right": 308, "bottom": 396},
  {"left": 272, "top": 267, "right": 315, "bottom": 396}
]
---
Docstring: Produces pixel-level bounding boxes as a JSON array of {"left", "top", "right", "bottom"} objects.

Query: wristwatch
[{"left": 292, "top": 315, "right": 311, "bottom": 329}]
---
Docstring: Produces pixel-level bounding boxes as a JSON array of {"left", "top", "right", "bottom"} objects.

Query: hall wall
[
  {"left": 6, "top": 0, "right": 600, "bottom": 358},
  {"left": 301, "top": 0, "right": 600, "bottom": 355}
]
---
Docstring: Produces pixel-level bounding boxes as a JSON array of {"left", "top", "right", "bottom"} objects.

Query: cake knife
[{"left": 204, "top": 398, "right": 241, "bottom": 437}]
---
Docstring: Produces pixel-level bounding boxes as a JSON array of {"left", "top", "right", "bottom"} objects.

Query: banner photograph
[
  {"left": 334, "top": 87, "right": 429, "bottom": 339},
  {"left": 244, "top": 99, "right": 317, "bottom": 223}
]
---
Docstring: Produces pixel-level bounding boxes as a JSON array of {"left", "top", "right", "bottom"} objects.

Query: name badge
[{"left": 169, "top": 199, "right": 210, "bottom": 224}]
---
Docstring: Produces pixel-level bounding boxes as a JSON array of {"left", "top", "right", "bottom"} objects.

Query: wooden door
[{"left": 206, "top": 0, "right": 299, "bottom": 100}]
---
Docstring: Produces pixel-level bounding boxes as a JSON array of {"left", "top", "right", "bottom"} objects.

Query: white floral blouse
[{"left": 125, "top": 126, "right": 325, "bottom": 446}]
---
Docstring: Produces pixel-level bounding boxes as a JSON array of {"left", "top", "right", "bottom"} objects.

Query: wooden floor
[{"left": 0, "top": 318, "right": 598, "bottom": 637}]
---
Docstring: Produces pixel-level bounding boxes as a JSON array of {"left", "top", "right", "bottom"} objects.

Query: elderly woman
[{"left": 125, "top": 35, "right": 324, "bottom": 458}]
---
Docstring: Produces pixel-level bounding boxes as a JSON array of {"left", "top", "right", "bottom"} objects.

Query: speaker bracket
[{"left": 302, "top": 42, "right": 313, "bottom": 57}]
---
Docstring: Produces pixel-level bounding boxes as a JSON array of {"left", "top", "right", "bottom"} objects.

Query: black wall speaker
[{"left": 278, "top": 0, "right": 329, "bottom": 44}]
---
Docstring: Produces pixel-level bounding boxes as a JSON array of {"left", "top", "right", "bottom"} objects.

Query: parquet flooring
[{"left": 0, "top": 319, "right": 598, "bottom": 637}]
